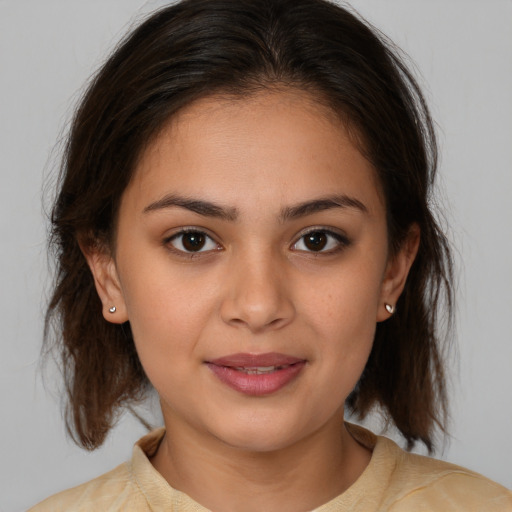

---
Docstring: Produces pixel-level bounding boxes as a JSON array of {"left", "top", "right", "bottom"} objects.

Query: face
[{"left": 89, "top": 89, "right": 416, "bottom": 453}]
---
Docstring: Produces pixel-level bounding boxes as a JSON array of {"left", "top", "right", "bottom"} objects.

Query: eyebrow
[
  {"left": 143, "top": 194, "right": 238, "bottom": 221},
  {"left": 143, "top": 193, "right": 367, "bottom": 221},
  {"left": 280, "top": 194, "right": 368, "bottom": 220}
]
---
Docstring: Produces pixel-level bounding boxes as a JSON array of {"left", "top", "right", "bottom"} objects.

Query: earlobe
[
  {"left": 377, "top": 224, "right": 420, "bottom": 322},
  {"left": 79, "top": 240, "right": 129, "bottom": 324}
]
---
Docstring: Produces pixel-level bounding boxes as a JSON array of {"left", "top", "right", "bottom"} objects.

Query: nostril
[
  {"left": 219, "top": 267, "right": 296, "bottom": 331},
  {"left": 268, "top": 317, "right": 286, "bottom": 328}
]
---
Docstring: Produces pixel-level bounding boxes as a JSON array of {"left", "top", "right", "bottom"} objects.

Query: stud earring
[
  {"left": 109, "top": 306, "right": 117, "bottom": 314},
  {"left": 385, "top": 303, "right": 395, "bottom": 315}
]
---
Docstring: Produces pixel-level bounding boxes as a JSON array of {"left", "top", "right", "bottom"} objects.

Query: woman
[{"left": 30, "top": 0, "right": 511, "bottom": 510}]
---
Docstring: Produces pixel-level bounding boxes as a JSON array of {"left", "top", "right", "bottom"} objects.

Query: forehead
[{"left": 126, "top": 88, "right": 385, "bottom": 215}]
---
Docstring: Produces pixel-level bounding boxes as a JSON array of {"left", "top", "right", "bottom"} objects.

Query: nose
[{"left": 220, "top": 250, "right": 295, "bottom": 333}]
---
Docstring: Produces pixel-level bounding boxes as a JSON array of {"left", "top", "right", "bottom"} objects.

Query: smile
[
  {"left": 234, "top": 364, "right": 293, "bottom": 374},
  {"left": 205, "top": 353, "right": 306, "bottom": 396}
]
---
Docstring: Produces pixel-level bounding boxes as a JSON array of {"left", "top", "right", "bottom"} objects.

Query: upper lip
[{"left": 206, "top": 352, "right": 305, "bottom": 367}]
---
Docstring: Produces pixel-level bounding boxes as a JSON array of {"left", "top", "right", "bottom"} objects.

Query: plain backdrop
[{"left": 1, "top": 1, "right": 511, "bottom": 510}]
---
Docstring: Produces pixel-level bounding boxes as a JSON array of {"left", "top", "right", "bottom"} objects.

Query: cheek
[
  {"left": 118, "top": 256, "right": 242, "bottom": 394},
  {"left": 305, "top": 260, "right": 383, "bottom": 335},
  {"left": 301, "top": 260, "right": 382, "bottom": 378},
  {"left": 118, "top": 258, "right": 217, "bottom": 367}
]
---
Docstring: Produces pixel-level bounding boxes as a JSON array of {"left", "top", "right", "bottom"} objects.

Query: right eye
[{"left": 166, "top": 230, "right": 220, "bottom": 254}]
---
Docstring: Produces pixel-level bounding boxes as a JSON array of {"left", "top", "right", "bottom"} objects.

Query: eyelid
[
  {"left": 291, "top": 226, "right": 351, "bottom": 253},
  {"left": 162, "top": 225, "right": 350, "bottom": 257},
  {"left": 163, "top": 227, "right": 222, "bottom": 256}
]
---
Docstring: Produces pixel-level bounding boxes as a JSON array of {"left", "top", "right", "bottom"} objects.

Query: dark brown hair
[{"left": 45, "top": 0, "right": 453, "bottom": 452}]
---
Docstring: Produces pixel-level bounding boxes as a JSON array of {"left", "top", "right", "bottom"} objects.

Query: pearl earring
[
  {"left": 109, "top": 306, "right": 117, "bottom": 314},
  {"left": 385, "top": 303, "right": 395, "bottom": 315}
]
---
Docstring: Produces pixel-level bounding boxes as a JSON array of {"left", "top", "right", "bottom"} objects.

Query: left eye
[
  {"left": 292, "top": 230, "right": 347, "bottom": 253},
  {"left": 167, "top": 230, "right": 219, "bottom": 253}
]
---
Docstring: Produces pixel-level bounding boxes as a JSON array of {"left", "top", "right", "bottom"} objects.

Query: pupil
[
  {"left": 183, "top": 232, "right": 205, "bottom": 251},
  {"left": 305, "top": 231, "right": 327, "bottom": 251}
]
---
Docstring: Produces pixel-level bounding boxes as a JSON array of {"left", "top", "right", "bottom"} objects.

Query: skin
[{"left": 85, "top": 89, "right": 419, "bottom": 512}]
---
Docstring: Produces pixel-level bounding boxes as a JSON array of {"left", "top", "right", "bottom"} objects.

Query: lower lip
[{"left": 206, "top": 362, "right": 306, "bottom": 396}]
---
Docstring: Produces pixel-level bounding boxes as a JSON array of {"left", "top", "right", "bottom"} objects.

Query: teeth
[{"left": 234, "top": 365, "right": 289, "bottom": 374}]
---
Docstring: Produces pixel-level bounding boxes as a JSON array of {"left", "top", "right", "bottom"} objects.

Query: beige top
[{"left": 29, "top": 424, "right": 512, "bottom": 511}]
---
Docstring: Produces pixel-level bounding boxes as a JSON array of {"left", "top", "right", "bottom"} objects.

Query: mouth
[
  {"left": 231, "top": 364, "right": 296, "bottom": 375},
  {"left": 205, "top": 353, "right": 306, "bottom": 396}
]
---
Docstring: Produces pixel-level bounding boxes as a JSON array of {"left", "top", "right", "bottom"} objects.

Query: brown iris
[
  {"left": 182, "top": 232, "right": 206, "bottom": 251},
  {"left": 304, "top": 231, "right": 328, "bottom": 251}
]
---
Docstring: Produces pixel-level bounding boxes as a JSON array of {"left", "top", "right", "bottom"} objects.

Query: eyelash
[
  {"left": 164, "top": 228, "right": 221, "bottom": 257},
  {"left": 291, "top": 228, "right": 351, "bottom": 255},
  {"left": 164, "top": 227, "right": 351, "bottom": 257}
]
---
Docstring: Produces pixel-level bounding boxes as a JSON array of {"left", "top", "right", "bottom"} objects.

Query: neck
[{"left": 151, "top": 409, "right": 371, "bottom": 512}]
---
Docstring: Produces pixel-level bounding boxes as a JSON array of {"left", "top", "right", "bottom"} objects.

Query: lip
[{"left": 205, "top": 352, "right": 306, "bottom": 396}]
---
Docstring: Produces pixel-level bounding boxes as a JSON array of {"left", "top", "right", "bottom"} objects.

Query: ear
[
  {"left": 377, "top": 224, "right": 420, "bottom": 322},
  {"left": 79, "top": 240, "right": 129, "bottom": 324}
]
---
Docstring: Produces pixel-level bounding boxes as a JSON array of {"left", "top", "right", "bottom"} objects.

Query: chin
[
  {"left": 209, "top": 413, "right": 316, "bottom": 454},
  {"left": 219, "top": 431, "right": 298, "bottom": 454}
]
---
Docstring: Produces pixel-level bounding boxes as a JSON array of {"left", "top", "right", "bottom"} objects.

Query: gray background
[{"left": 1, "top": 1, "right": 511, "bottom": 510}]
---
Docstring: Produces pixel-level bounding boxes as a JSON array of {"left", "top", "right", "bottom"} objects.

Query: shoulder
[
  {"left": 380, "top": 436, "right": 512, "bottom": 511},
  {"left": 27, "top": 461, "right": 147, "bottom": 512},
  {"left": 28, "top": 428, "right": 168, "bottom": 512},
  {"left": 344, "top": 423, "right": 512, "bottom": 512}
]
